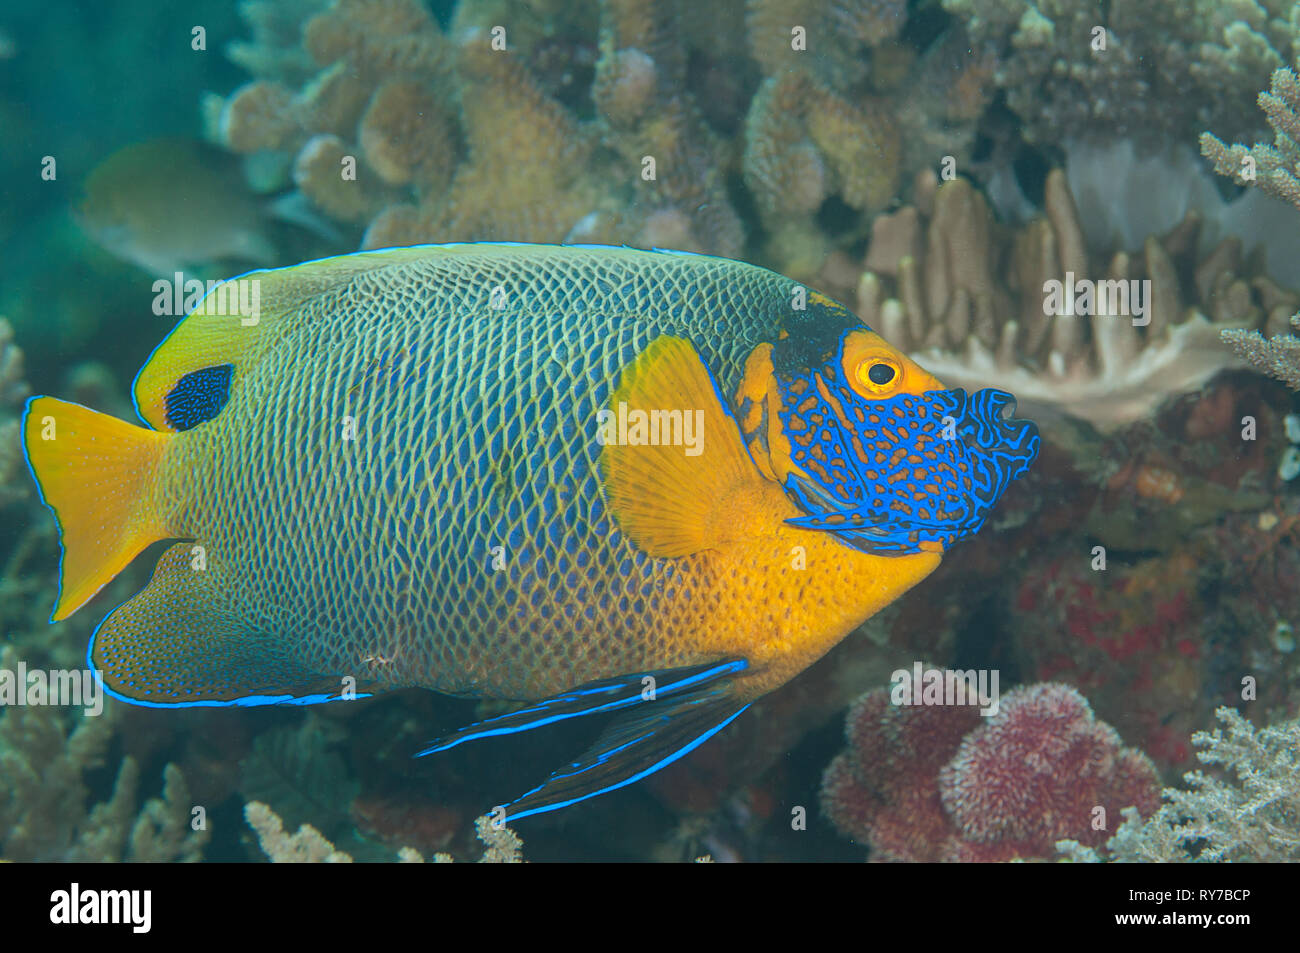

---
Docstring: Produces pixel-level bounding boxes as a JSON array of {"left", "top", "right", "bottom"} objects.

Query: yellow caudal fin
[
  {"left": 599, "top": 335, "right": 793, "bottom": 558},
  {"left": 22, "top": 397, "right": 172, "bottom": 621}
]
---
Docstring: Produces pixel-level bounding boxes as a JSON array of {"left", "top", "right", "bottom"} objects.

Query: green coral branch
[
  {"left": 1201, "top": 64, "right": 1300, "bottom": 212},
  {"left": 1059, "top": 707, "right": 1300, "bottom": 862}
]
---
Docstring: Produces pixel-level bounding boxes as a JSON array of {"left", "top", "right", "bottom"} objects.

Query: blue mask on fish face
[{"left": 771, "top": 330, "right": 1040, "bottom": 555}]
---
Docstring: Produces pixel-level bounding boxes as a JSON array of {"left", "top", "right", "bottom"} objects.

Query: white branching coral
[
  {"left": 245, "top": 801, "right": 359, "bottom": 862},
  {"left": 855, "top": 171, "right": 1297, "bottom": 431},
  {"left": 244, "top": 801, "right": 524, "bottom": 863}
]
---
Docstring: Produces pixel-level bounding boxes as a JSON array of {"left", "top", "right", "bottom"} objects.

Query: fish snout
[{"left": 959, "top": 388, "right": 1037, "bottom": 460}]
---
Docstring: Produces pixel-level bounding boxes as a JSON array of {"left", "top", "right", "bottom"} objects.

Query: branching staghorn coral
[
  {"left": 1203, "top": 64, "right": 1300, "bottom": 388},
  {"left": 855, "top": 170, "right": 1298, "bottom": 431},
  {"left": 245, "top": 801, "right": 524, "bottom": 862},
  {"left": 1202, "top": 64, "right": 1300, "bottom": 216},
  {"left": 1221, "top": 313, "right": 1300, "bottom": 389},
  {"left": 1059, "top": 707, "right": 1300, "bottom": 862},
  {"left": 944, "top": 0, "right": 1299, "bottom": 146}
]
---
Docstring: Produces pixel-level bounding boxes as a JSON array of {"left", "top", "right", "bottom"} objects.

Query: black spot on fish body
[{"left": 164, "top": 364, "right": 233, "bottom": 430}]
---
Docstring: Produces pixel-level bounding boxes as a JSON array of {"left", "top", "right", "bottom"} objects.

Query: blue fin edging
[{"left": 417, "top": 659, "right": 750, "bottom": 821}]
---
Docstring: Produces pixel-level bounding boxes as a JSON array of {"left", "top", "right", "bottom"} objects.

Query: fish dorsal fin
[
  {"left": 132, "top": 247, "right": 445, "bottom": 431},
  {"left": 599, "top": 335, "right": 786, "bottom": 558}
]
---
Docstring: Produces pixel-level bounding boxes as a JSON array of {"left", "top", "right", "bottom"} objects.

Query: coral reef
[
  {"left": 7, "top": 0, "right": 1300, "bottom": 866},
  {"left": 742, "top": 71, "right": 900, "bottom": 272},
  {"left": 212, "top": 0, "right": 749, "bottom": 255},
  {"left": 207, "top": 0, "right": 1012, "bottom": 272},
  {"left": 1059, "top": 708, "right": 1300, "bottom": 862},
  {"left": 854, "top": 170, "right": 1298, "bottom": 431},
  {"left": 214, "top": 0, "right": 453, "bottom": 229},
  {"left": 821, "top": 683, "right": 1161, "bottom": 862},
  {"left": 945, "top": 0, "right": 1299, "bottom": 146},
  {"left": 247, "top": 801, "right": 386, "bottom": 862},
  {"left": 0, "top": 647, "right": 210, "bottom": 862},
  {"left": 745, "top": 0, "right": 904, "bottom": 88},
  {"left": 245, "top": 801, "right": 523, "bottom": 862},
  {"left": 1012, "top": 550, "right": 1216, "bottom": 772},
  {"left": 0, "top": 317, "right": 30, "bottom": 509}
]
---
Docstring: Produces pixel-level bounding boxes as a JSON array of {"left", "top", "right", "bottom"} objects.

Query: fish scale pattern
[{"left": 145, "top": 246, "right": 839, "bottom": 701}]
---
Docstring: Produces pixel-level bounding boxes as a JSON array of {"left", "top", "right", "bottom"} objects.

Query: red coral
[
  {"left": 1011, "top": 548, "right": 1209, "bottom": 772},
  {"left": 821, "top": 683, "right": 1161, "bottom": 862}
]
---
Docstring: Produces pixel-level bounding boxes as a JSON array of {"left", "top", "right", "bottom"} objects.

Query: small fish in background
[
  {"left": 75, "top": 138, "right": 280, "bottom": 275},
  {"left": 22, "top": 244, "right": 1040, "bottom": 821}
]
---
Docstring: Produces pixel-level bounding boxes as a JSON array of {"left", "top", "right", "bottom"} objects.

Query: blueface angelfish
[{"left": 22, "top": 244, "right": 1039, "bottom": 820}]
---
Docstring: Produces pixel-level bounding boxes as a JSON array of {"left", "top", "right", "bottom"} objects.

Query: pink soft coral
[{"left": 821, "top": 682, "right": 1161, "bottom": 861}]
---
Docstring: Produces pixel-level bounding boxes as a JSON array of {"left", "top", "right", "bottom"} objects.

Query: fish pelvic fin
[
  {"left": 599, "top": 335, "right": 786, "bottom": 558},
  {"left": 418, "top": 659, "right": 749, "bottom": 821},
  {"left": 22, "top": 396, "right": 173, "bottom": 621}
]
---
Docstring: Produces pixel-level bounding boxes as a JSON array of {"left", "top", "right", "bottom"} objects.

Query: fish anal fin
[
  {"left": 599, "top": 335, "right": 780, "bottom": 558},
  {"left": 93, "top": 542, "right": 366, "bottom": 707}
]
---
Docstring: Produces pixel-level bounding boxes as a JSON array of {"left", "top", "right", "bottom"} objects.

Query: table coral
[
  {"left": 821, "top": 682, "right": 1161, "bottom": 862},
  {"left": 855, "top": 171, "right": 1298, "bottom": 431}
]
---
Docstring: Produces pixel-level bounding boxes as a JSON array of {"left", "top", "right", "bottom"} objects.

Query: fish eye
[{"left": 856, "top": 358, "right": 901, "bottom": 394}]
